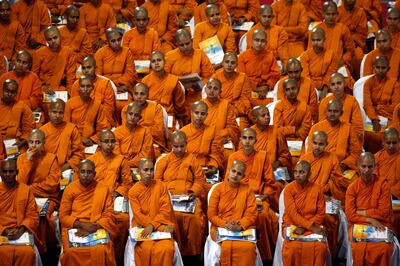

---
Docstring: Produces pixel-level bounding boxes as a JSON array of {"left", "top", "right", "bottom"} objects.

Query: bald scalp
[
  {"left": 65, "top": 4, "right": 79, "bottom": 16},
  {"left": 99, "top": 129, "right": 115, "bottom": 140},
  {"left": 373, "top": 55, "right": 389, "bottom": 66},
  {"left": 322, "top": 1, "right": 337, "bottom": 12},
  {"left": 384, "top": 127, "right": 399, "bottom": 140},
  {"left": 311, "top": 27, "right": 325, "bottom": 39},
  {"left": 133, "top": 82, "right": 149, "bottom": 94},
  {"left": 82, "top": 56, "right": 96, "bottom": 66},
  {"left": 231, "top": 159, "right": 247, "bottom": 172},
  {"left": 286, "top": 58, "right": 302, "bottom": 70},
  {"left": 134, "top": 6, "right": 148, "bottom": 17},
  {"left": 105, "top": 28, "right": 120, "bottom": 40},
  {"left": 205, "top": 3, "right": 219, "bottom": 16},
  {"left": 0, "top": 158, "right": 17, "bottom": 170},
  {"left": 44, "top": 26, "right": 60, "bottom": 37},
  {"left": 171, "top": 130, "right": 187, "bottom": 142},
  {"left": 312, "top": 130, "right": 328, "bottom": 143},
  {"left": 192, "top": 100, "right": 208, "bottom": 112},
  {"left": 30, "top": 129, "right": 45, "bottom": 141},
  {"left": 150, "top": 50, "right": 164, "bottom": 60},
  {"left": 251, "top": 105, "right": 269, "bottom": 118},
  {"left": 16, "top": 50, "right": 32, "bottom": 65},
  {"left": 223, "top": 51, "right": 237, "bottom": 61},
  {"left": 283, "top": 78, "right": 298, "bottom": 90},
  {"left": 241, "top": 127, "right": 256, "bottom": 137},
  {"left": 138, "top": 157, "right": 152, "bottom": 169},
  {"left": 388, "top": 7, "right": 400, "bottom": 17},
  {"left": 375, "top": 29, "right": 391, "bottom": 40},
  {"left": 327, "top": 98, "right": 343, "bottom": 112},
  {"left": 79, "top": 75, "right": 93, "bottom": 85},
  {"left": 4, "top": 79, "right": 18, "bottom": 89},
  {"left": 207, "top": 78, "right": 222, "bottom": 88},
  {"left": 79, "top": 159, "right": 95, "bottom": 170},
  {"left": 296, "top": 160, "right": 311, "bottom": 174},
  {"left": 176, "top": 29, "right": 192, "bottom": 42},
  {"left": 50, "top": 98, "right": 66, "bottom": 110},
  {"left": 259, "top": 4, "right": 272, "bottom": 14},
  {"left": 252, "top": 29, "right": 267, "bottom": 40},
  {"left": 126, "top": 101, "right": 143, "bottom": 113},
  {"left": 358, "top": 152, "right": 375, "bottom": 165}
]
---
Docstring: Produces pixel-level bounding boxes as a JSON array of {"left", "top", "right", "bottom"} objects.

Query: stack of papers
[
  {"left": 61, "top": 169, "right": 73, "bottom": 190},
  {"left": 205, "top": 169, "right": 220, "bottom": 185},
  {"left": 216, "top": 228, "right": 257, "bottom": 243},
  {"left": 171, "top": 195, "right": 197, "bottom": 213},
  {"left": 285, "top": 225, "right": 326, "bottom": 242},
  {"left": 0, "top": 232, "right": 33, "bottom": 246},
  {"left": 68, "top": 229, "right": 109, "bottom": 247},
  {"left": 232, "top": 22, "right": 254, "bottom": 31},
  {"left": 129, "top": 227, "right": 171, "bottom": 241},
  {"left": 352, "top": 224, "right": 393, "bottom": 243},
  {"left": 84, "top": 145, "right": 98, "bottom": 154}
]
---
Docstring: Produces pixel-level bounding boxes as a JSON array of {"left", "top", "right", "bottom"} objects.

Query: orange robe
[
  {"left": 211, "top": 69, "right": 251, "bottom": 118},
  {"left": 79, "top": 2, "right": 116, "bottom": 45},
  {"left": 32, "top": 46, "right": 77, "bottom": 92},
  {"left": 59, "top": 180, "right": 116, "bottom": 266},
  {"left": 122, "top": 27, "right": 161, "bottom": 60},
  {"left": 17, "top": 152, "right": 60, "bottom": 253},
  {"left": 113, "top": 124, "right": 153, "bottom": 167},
  {"left": 251, "top": 124, "right": 292, "bottom": 168},
  {"left": 271, "top": 0, "right": 307, "bottom": 58},
  {"left": 311, "top": 22, "right": 355, "bottom": 68},
  {"left": 142, "top": 72, "right": 187, "bottom": 126},
  {"left": 11, "top": 0, "right": 51, "bottom": 46},
  {"left": 301, "top": 0, "right": 322, "bottom": 21},
  {"left": 0, "top": 182, "right": 39, "bottom": 266},
  {"left": 0, "top": 100, "right": 35, "bottom": 142},
  {"left": 121, "top": 100, "right": 167, "bottom": 155},
  {"left": 203, "top": 98, "right": 240, "bottom": 147},
  {"left": 128, "top": 180, "right": 176, "bottom": 266},
  {"left": 392, "top": 103, "right": 400, "bottom": 133},
  {"left": 87, "top": 150, "right": 132, "bottom": 263},
  {"left": 274, "top": 98, "right": 312, "bottom": 141},
  {"left": 237, "top": 49, "right": 280, "bottom": 90},
  {"left": 355, "top": 0, "right": 382, "bottom": 28},
  {"left": 180, "top": 123, "right": 224, "bottom": 169},
  {"left": 223, "top": 0, "right": 258, "bottom": 22},
  {"left": 362, "top": 48, "right": 400, "bottom": 80},
  {"left": 246, "top": 24, "right": 289, "bottom": 68},
  {"left": 193, "top": 21, "right": 236, "bottom": 52},
  {"left": 389, "top": 29, "right": 400, "bottom": 50},
  {"left": 276, "top": 76, "right": 318, "bottom": 122},
  {"left": 70, "top": 75, "right": 116, "bottom": 127},
  {"left": 193, "top": 1, "right": 229, "bottom": 25},
  {"left": 0, "top": 71, "right": 42, "bottom": 109},
  {"left": 208, "top": 180, "right": 257, "bottom": 265},
  {"left": 345, "top": 175, "right": 393, "bottom": 266},
  {"left": 165, "top": 48, "right": 214, "bottom": 115},
  {"left": 141, "top": 0, "right": 178, "bottom": 52},
  {"left": 300, "top": 48, "right": 338, "bottom": 90},
  {"left": 0, "top": 20, "right": 25, "bottom": 65},
  {"left": 43, "top": 0, "right": 71, "bottom": 16},
  {"left": 308, "top": 119, "right": 362, "bottom": 170},
  {"left": 103, "top": 0, "right": 136, "bottom": 21},
  {"left": 41, "top": 121, "right": 85, "bottom": 171},
  {"left": 319, "top": 94, "right": 364, "bottom": 143},
  {"left": 169, "top": 0, "right": 197, "bottom": 21},
  {"left": 282, "top": 181, "right": 327, "bottom": 266},
  {"left": 155, "top": 152, "right": 206, "bottom": 255},
  {"left": 64, "top": 96, "right": 110, "bottom": 143},
  {"left": 59, "top": 26, "right": 92, "bottom": 64},
  {"left": 227, "top": 149, "right": 282, "bottom": 260}
]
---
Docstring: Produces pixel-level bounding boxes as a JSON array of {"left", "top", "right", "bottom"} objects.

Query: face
[
  {"left": 99, "top": 133, "right": 115, "bottom": 155},
  {"left": 206, "top": 7, "right": 220, "bottom": 26},
  {"left": 383, "top": 134, "right": 399, "bottom": 155},
  {"left": 14, "top": 54, "right": 31, "bottom": 74},
  {"left": 79, "top": 79, "right": 93, "bottom": 101},
  {"left": 125, "top": 107, "right": 141, "bottom": 127},
  {"left": 358, "top": 157, "right": 375, "bottom": 183},
  {"left": 139, "top": 161, "right": 154, "bottom": 186},
  {"left": 0, "top": 161, "right": 18, "bottom": 187},
  {"left": 287, "top": 63, "right": 302, "bottom": 80},
  {"left": 0, "top": 2, "right": 11, "bottom": 22},
  {"left": 45, "top": 30, "right": 61, "bottom": 51},
  {"left": 311, "top": 33, "right": 325, "bottom": 52},
  {"left": 323, "top": 6, "right": 337, "bottom": 25},
  {"left": 222, "top": 55, "right": 237, "bottom": 73},
  {"left": 48, "top": 104, "right": 65, "bottom": 126},
  {"left": 2, "top": 83, "right": 18, "bottom": 105},
  {"left": 171, "top": 137, "right": 187, "bottom": 158},
  {"left": 191, "top": 104, "right": 207, "bottom": 127},
  {"left": 373, "top": 59, "right": 389, "bottom": 78},
  {"left": 107, "top": 32, "right": 122, "bottom": 52},
  {"left": 252, "top": 33, "right": 266, "bottom": 52},
  {"left": 343, "top": 0, "right": 355, "bottom": 10},
  {"left": 176, "top": 35, "right": 193, "bottom": 56},
  {"left": 387, "top": 12, "right": 400, "bottom": 30},
  {"left": 294, "top": 163, "right": 309, "bottom": 186},
  {"left": 205, "top": 80, "right": 221, "bottom": 102},
  {"left": 240, "top": 130, "right": 256, "bottom": 151},
  {"left": 330, "top": 76, "right": 345, "bottom": 98},
  {"left": 228, "top": 163, "right": 245, "bottom": 185},
  {"left": 66, "top": 9, "right": 79, "bottom": 29},
  {"left": 259, "top": 9, "right": 273, "bottom": 27},
  {"left": 91, "top": 0, "right": 101, "bottom": 6},
  {"left": 284, "top": 81, "right": 299, "bottom": 102},
  {"left": 255, "top": 108, "right": 270, "bottom": 127},
  {"left": 376, "top": 34, "right": 391, "bottom": 51},
  {"left": 134, "top": 12, "right": 148, "bottom": 33},
  {"left": 312, "top": 134, "right": 327, "bottom": 157},
  {"left": 81, "top": 61, "right": 96, "bottom": 77},
  {"left": 132, "top": 86, "right": 148, "bottom": 105},
  {"left": 150, "top": 53, "right": 164, "bottom": 72},
  {"left": 79, "top": 163, "right": 95, "bottom": 187},
  {"left": 28, "top": 134, "right": 44, "bottom": 153},
  {"left": 326, "top": 103, "right": 342, "bottom": 123}
]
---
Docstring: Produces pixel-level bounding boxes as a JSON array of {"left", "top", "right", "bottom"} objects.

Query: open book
[
  {"left": 129, "top": 227, "right": 171, "bottom": 241},
  {"left": 35, "top": 198, "right": 49, "bottom": 217},
  {"left": 179, "top": 73, "right": 203, "bottom": 91},
  {"left": 171, "top": 195, "right": 197, "bottom": 213},
  {"left": 364, "top": 116, "right": 388, "bottom": 132},
  {"left": 352, "top": 224, "right": 393, "bottom": 243},
  {"left": 216, "top": 228, "right": 257, "bottom": 243},
  {"left": 68, "top": 228, "right": 109, "bottom": 247},
  {"left": 43, "top": 91, "right": 68, "bottom": 103},
  {"left": 3, "top": 139, "right": 19, "bottom": 158},
  {"left": 198, "top": 35, "right": 224, "bottom": 65},
  {"left": 273, "top": 167, "right": 290, "bottom": 181},
  {"left": 0, "top": 232, "right": 34, "bottom": 246},
  {"left": 285, "top": 225, "right": 326, "bottom": 242},
  {"left": 286, "top": 140, "right": 303, "bottom": 157}
]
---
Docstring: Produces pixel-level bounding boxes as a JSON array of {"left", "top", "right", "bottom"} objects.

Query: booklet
[
  {"left": 286, "top": 140, "right": 303, "bottom": 157},
  {"left": 342, "top": 170, "right": 356, "bottom": 180},
  {"left": 364, "top": 116, "right": 388, "bottom": 132},
  {"left": 84, "top": 144, "right": 98, "bottom": 154},
  {"left": 285, "top": 225, "right": 326, "bottom": 242},
  {"left": 131, "top": 168, "right": 141, "bottom": 181},
  {"left": 179, "top": 73, "right": 203, "bottom": 91},
  {"left": 232, "top": 22, "right": 254, "bottom": 31},
  {"left": 129, "top": 227, "right": 172, "bottom": 241},
  {"left": 204, "top": 169, "right": 219, "bottom": 185},
  {"left": 116, "top": 92, "right": 129, "bottom": 101},
  {"left": 325, "top": 199, "right": 341, "bottom": 215},
  {"left": 68, "top": 229, "right": 109, "bottom": 247},
  {"left": 171, "top": 195, "right": 197, "bottom": 213},
  {"left": 114, "top": 196, "right": 129, "bottom": 213},
  {"left": 199, "top": 35, "right": 224, "bottom": 65},
  {"left": 273, "top": 167, "right": 290, "bottom": 181},
  {"left": 3, "top": 139, "right": 19, "bottom": 158},
  {"left": 134, "top": 60, "right": 150, "bottom": 74},
  {"left": 32, "top": 112, "right": 42, "bottom": 124},
  {"left": 43, "top": 91, "right": 68, "bottom": 103},
  {"left": 223, "top": 141, "right": 234, "bottom": 150},
  {"left": 255, "top": 194, "right": 263, "bottom": 213},
  {"left": 216, "top": 228, "right": 257, "bottom": 243},
  {"left": 60, "top": 169, "right": 73, "bottom": 190},
  {"left": 0, "top": 232, "right": 34, "bottom": 246},
  {"left": 352, "top": 224, "right": 393, "bottom": 243},
  {"left": 35, "top": 198, "right": 49, "bottom": 217}
]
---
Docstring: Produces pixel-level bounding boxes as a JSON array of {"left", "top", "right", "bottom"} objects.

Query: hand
[
  {"left": 15, "top": 139, "right": 27, "bottom": 150},
  {"left": 26, "top": 147, "right": 38, "bottom": 160},
  {"left": 43, "top": 86, "right": 55, "bottom": 95},
  {"left": 164, "top": 225, "right": 174, "bottom": 233},
  {"left": 187, "top": 192, "right": 197, "bottom": 201},
  {"left": 257, "top": 194, "right": 268, "bottom": 202},
  {"left": 75, "top": 221, "right": 100, "bottom": 234},
  {"left": 116, "top": 12, "right": 126, "bottom": 24},
  {"left": 179, "top": 9, "right": 193, "bottom": 18},
  {"left": 8, "top": 61, "right": 14, "bottom": 71},
  {"left": 339, "top": 163, "right": 349, "bottom": 173},
  {"left": 26, "top": 38, "right": 41, "bottom": 49},
  {"left": 6, "top": 226, "right": 25, "bottom": 240},
  {"left": 111, "top": 191, "right": 121, "bottom": 200},
  {"left": 82, "top": 137, "right": 94, "bottom": 147},
  {"left": 60, "top": 163, "right": 71, "bottom": 172},
  {"left": 224, "top": 221, "right": 242, "bottom": 232},
  {"left": 319, "top": 86, "right": 329, "bottom": 101},
  {"left": 293, "top": 226, "right": 306, "bottom": 235},
  {"left": 366, "top": 218, "right": 385, "bottom": 230},
  {"left": 117, "top": 85, "right": 128, "bottom": 94},
  {"left": 324, "top": 194, "right": 332, "bottom": 202},
  {"left": 310, "top": 225, "right": 326, "bottom": 236},
  {"left": 372, "top": 119, "right": 381, "bottom": 132},
  {"left": 75, "top": 228, "right": 90, "bottom": 237},
  {"left": 140, "top": 224, "right": 154, "bottom": 238},
  {"left": 51, "top": 15, "right": 60, "bottom": 23},
  {"left": 235, "top": 17, "right": 246, "bottom": 25},
  {"left": 272, "top": 161, "right": 281, "bottom": 171},
  {"left": 356, "top": 210, "right": 367, "bottom": 216},
  {"left": 338, "top": 60, "right": 345, "bottom": 67},
  {"left": 203, "top": 166, "right": 217, "bottom": 175}
]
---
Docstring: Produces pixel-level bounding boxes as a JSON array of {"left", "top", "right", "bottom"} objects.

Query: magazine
[
  {"left": 205, "top": 169, "right": 220, "bottom": 185},
  {"left": 134, "top": 60, "right": 150, "bottom": 74},
  {"left": 232, "top": 22, "right": 254, "bottom": 31},
  {"left": 60, "top": 169, "right": 73, "bottom": 190},
  {"left": 0, "top": 232, "right": 34, "bottom": 246},
  {"left": 171, "top": 195, "right": 197, "bottom": 213},
  {"left": 114, "top": 196, "right": 129, "bottom": 213},
  {"left": 84, "top": 144, "right": 98, "bottom": 154},
  {"left": 273, "top": 167, "right": 290, "bottom": 181},
  {"left": 286, "top": 140, "right": 303, "bottom": 157},
  {"left": 35, "top": 198, "right": 49, "bottom": 217},
  {"left": 325, "top": 199, "right": 341, "bottom": 215},
  {"left": 255, "top": 194, "right": 263, "bottom": 213},
  {"left": 43, "top": 91, "right": 68, "bottom": 103},
  {"left": 198, "top": 35, "right": 224, "bottom": 65},
  {"left": 116, "top": 92, "right": 129, "bottom": 101},
  {"left": 216, "top": 228, "right": 257, "bottom": 243},
  {"left": 352, "top": 224, "right": 393, "bottom": 243},
  {"left": 364, "top": 116, "right": 388, "bottom": 132},
  {"left": 3, "top": 139, "right": 19, "bottom": 158},
  {"left": 129, "top": 227, "right": 172, "bottom": 241},
  {"left": 285, "top": 225, "right": 326, "bottom": 242},
  {"left": 68, "top": 229, "right": 109, "bottom": 247}
]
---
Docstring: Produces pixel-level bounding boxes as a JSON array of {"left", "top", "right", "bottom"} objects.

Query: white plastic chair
[
  {"left": 359, "top": 54, "right": 368, "bottom": 78},
  {"left": 353, "top": 74, "right": 374, "bottom": 109},
  {"left": 238, "top": 33, "right": 247, "bottom": 53},
  {"left": 266, "top": 101, "right": 279, "bottom": 126},
  {"left": 204, "top": 183, "right": 263, "bottom": 266}
]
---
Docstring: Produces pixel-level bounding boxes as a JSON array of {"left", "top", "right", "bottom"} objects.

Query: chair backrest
[
  {"left": 207, "top": 183, "right": 222, "bottom": 231},
  {"left": 160, "top": 105, "right": 170, "bottom": 141},
  {"left": 359, "top": 54, "right": 368, "bottom": 78},
  {"left": 353, "top": 74, "right": 373, "bottom": 108},
  {"left": 238, "top": 33, "right": 247, "bottom": 53},
  {"left": 266, "top": 101, "right": 279, "bottom": 125}
]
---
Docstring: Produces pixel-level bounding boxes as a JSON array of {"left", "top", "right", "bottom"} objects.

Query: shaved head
[
  {"left": 29, "top": 129, "right": 45, "bottom": 141},
  {"left": 50, "top": 98, "right": 65, "bottom": 110},
  {"left": 322, "top": 1, "right": 337, "bottom": 12},
  {"left": 223, "top": 51, "right": 237, "bottom": 61},
  {"left": 286, "top": 58, "right": 302, "bottom": 69},
  {"left": 44, "top": 26, "right": 60, "bottom": 37},
  {"left": 82, "top": 56, "right": 96, "bottom": 66},
  {"left": 171, "top": 130, "right": 187, "bottom": 142},
  {"left": 312, "top": 131, "right": 328, "bottom": 143},
  {"left": 327, "top": 98, "right": 343, "bottom": 112},
  {"left": 150, "top": 50, "right": 164, "bottom": 60},
  {"left": 375, "top": 29, "right": 391, "bottom": 40},
  {"left": 192, "top": 100, "right": 208, "bottom": 112},
  {"left": 176, "top": 28, "right": 192, "bottom": 42},
  {"left": 330, "top": 72, "right": 345, "bottom": 83},
  {"left": 205, "top": 3, "right": 219, "bottom": 16},
  {"left": 384, "top": 127, "right": 399, "bottom": 139},
  {"left": 358, "top": 152, "right": 375, "bottom": 165},
  {"left": 79, "top": 159, "right": 95, "bottom": 170},
  {"left": 231, "top": 159, "right": 247, "bottom": 172},
  {"left": 105, "top": 28, "right": 120, "bottom": 40},
  {"left": 16, "top": 50, "right": 32, "bottom": 65},
  {"left": 126, "top": 101, "right": 142, "bottom": 113},
  {"left": 133, "top": 82, "right": 149, "bottom": 94},
  {"left": 241, "top": 127, "right": 256, "bottom": 137},
  {"left": 296, "top": 160, "right": 311, "bottom": 174},
  {"left": 0, "top": 158, "right": 16, "bottom": 170},
  {"left": 65, "top": 4, "right": 79, "bottom": 16},
  {"left": 99, "top": 129, "right": 114, "bottom": 140},
  {"left": 373, "top": 55, "right": 389, "bottom": 66},
  {"left": 259, "top": 4, "right": 272, "bottom": 14},
  {"left": 138, "top": 157, "right": 152, "bottom": 169},
  {"left": 253, "top": 29, "right": 267, "bottom": 39},
  {"left": 134, "top": 6, "right": 148, "bottom": 16},
  {"left": 207, "top": 77, "right": 222, "bottom": 88},
  {"left": 311, "top": 27, "right": 325, "bottom": 39}
]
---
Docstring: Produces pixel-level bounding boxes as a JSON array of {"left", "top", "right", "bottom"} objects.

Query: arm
[
  {"left": 192, "top": 24, "right": 202, "bottom": 49},
  {"left": 129, "top": 187, "right": 153, "bottom": 226},
  {"left": 67, "top": 127, "right": 85, "bottom": 170},
  {"left": 225, "top": 28, "right": 237, "bottom": 53},
  {"left": 131, "top": 128, "right": 154, "bottom": 166},
  {"left": 341, "top": 127, "right": 362, "bottom": 169},
  {"left": 94, "top": 188, "right": 116, "bottom": 230},
  {"left": 59, "top": 186, "right": 77, "bottom": 228},
  {"left": 189, "top": 159, "right": 206, "bottom": 197},
  {"left": 161, "top": 9, "right": 179, "bottom": 44},
  {"left": 239, "top": 190, "right": 258, "bottom": 229},
  {"left": 173, "top": 82, "right": 188, "bottom": 124},
  {"left": 66, "top": 50, "right": 77, "bottom": 92},
  {"left": 221, "top": 103, "right": 240, "bottom": 146},
  {"left": 365, "top": 180, "right": 393, "bottom": 223},
  {"left": 149, "top": 185, "right": 175, "bottom": 230},
  {"left": 284, "top": 188, "right": 316, "bottom": 230},
  {"left": 78, "top": 32, "right": 92, "bottom": 63},
  {"left": 277, "top": 28, "right": 289, "bottom": 68},
  {"left": 342, "top": 26, "right": 355, "bottom": 67},
  {"left": 115, "top": 159, "right": 133, "bottom": 198},
  {"left": 207, "top": 186, "right": 227, "bottom": 227},
  {"left": 297, "top": 105, "right": 312, "bottom": 140},
  {"left": 345, "top": 182, "right": 368, "bottom": 224},
  {"left": 276, "top": 131, "right": 292, "bottom": 167},
  {"left": 29, "top": 75, "right": 43, "bottom": 110},
  {"left": 200, "top": 52, "right": 215, "bottom": 83},
  {"left": 20, "top": 188, "right": 40, "bottom": 234},
  {"left": 284, "top": 8, "right": 307, "bottom": 38},
  {"left": 362, "top": 78, "right": 378, "bottom": 120},
  {"left": 243, "top": 0, "right": 259, "bottom": 22},
  {"left": 20, "top": 105, "right": 35, "bottom": 142},
  {"left": 208, "top": 131, "right": 224, "bottom": 169},
  {"left": 92, "top": 106, "right": 111, "bottom": 142},
  {"left": 30, "top": 156, "right": 61, "bottom": 197}
]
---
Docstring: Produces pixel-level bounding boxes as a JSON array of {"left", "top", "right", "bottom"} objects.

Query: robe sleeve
[
  {"left": 188, "top": 159, "right": 206, "bottom": 196},
  {"left": 29, "top": 157, "right": 61, "bottom": 197},
  {"left": 67, "top": 127, "right": 85, "bottom": 171},
  {"left": 208, "top": 132, "right": 224, "bottom": 169},
  {"left": 66, "top": 51, "right": 77, "bottom": 92},
  {"left": 365, "top": 180, "right": 393, "bottom": 223},
  {"left": 13, "top": 24, "right": 26, "bottom": 61},
  {"left": 220, "top": 103, "right": 240, "bottom": 146},
  {"left": 91, "top": 105, "right": 111, "bottom": 143},
  {"left": 345, "top": 182, "right": 368, "bottom": 224},
  {"left": 77, "top": 32, "right": 92, "bottom": 64},
  {"left": 297, "top": 105, "right": 312, "bottom": 140},
  {"left": 341, "top": 25, "right": 355, "bottom": 67},
  {"left": 20, "top": 105, "right": 35, "bottom": 141},
  {"left": 200, "top": 52, "right": 215, "bottom": 83},
  {"left": 29, "top": 75, "right": 43, "bottom": 110},
  {"left": 341, "top": 126, "right": 362, "bottom": 169},
  {"left": 284, "top": 8, "right": 307, "bottom": 39},
  {"left": 192, "top": 24, "right": 203, "bottom": 49},
  {"left": 161, "top": 9, "right": 178, "bottom": 44},
  {"left": 276, "top": 131, "right": 292, "bottom": 167},
  {"left": 284, "top": 187, "right": 315, "bottom": 230},
  {"left": 225, "top": 27, "right": 237, "bottom": 53},
  {"left": 173, "top": 82, "right": 188, "bottom": 124},
  {"left": 149, "top": 184, "right": 175, "bottom": 230},
  {"left": 94, "top": 188, "right": 116, "bottom": 231},
  {"left": 309, "top": 186, "right": 325, "bottom": 226},
  {"left": 208, "top": 185, "right": 227, "bottom": 227},
  {"left": 243, "top": 0, "right": 259, "bottom": 22},
  {"left": 129, "top": 186, "right": 152, "bottom": 226},
  {"left": 20, "top": 187, "right": 40, "bottom": 234},
  {"left": 59, "top": 185, "right": 78, "bottom": 228},
  {"left": 239, "top": 190, "right": 257, "bottom": 229},
  {"left": 115, "top": 159, "right": 133, "bottom": 198},
  {"left": 276, "top": 28, "right": 289, "bottom": 68}
]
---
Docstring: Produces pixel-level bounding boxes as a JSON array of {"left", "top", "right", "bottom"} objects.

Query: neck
[
  {"left": 287, "top": 98, "right": 297, "bottom": 105},
  {"left": 155, "top": 70, "right": 165, "bottom": 77},
  {"left": 126, "top": 123, "right": 136, "bottom": 131},
  {"left": 4, "top": 181, "right": 18, "bottom": 189},
  {"left": 256, "top": 123, "right": 267, "bottom": 131},
  {"left": 243, "top": 148, "right": 253, "bottom": 156},
  {"left": 101, "top": 150, "right": 112, "bottom": 158},
  {"left": 328, "top": 119, "right": 340, "bottom": 127},
  {"left": 223, "top": 70, "right": 235, "bottom": 78},
  {"left": 207, "top": 97, "right": 219, "bottom": 105},
  {"left": 193, "top": 122, "right": 203, "bottom": 129}
]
